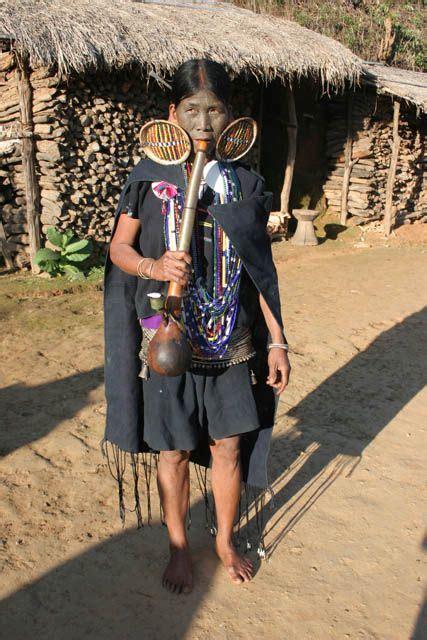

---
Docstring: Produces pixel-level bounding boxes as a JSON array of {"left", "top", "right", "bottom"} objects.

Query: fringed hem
[{"left": 100, "top": 438, "right": 274, "bottom": 559}]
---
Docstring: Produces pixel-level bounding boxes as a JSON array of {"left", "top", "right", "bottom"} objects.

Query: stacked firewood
[
  {"left": 0, "top": 53, "right": 259, "bottom": 265},
  {"left": 323, "top": 93, "right": 426, "bottom": 226},
  {"left": 0, "top": 53, "right": 28, "bottom": 266},
  {"left": 324, "top": 95, "right": 375, "bottom": 220},
  {"left": 33, "top": 70, "right": 169, "bottom": 246},
  {"left": 0, "top": 58, "right": 171, "bottom": 264}
]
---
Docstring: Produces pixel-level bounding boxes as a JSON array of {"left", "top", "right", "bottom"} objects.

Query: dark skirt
[{"left": 142, "top": 362, "right": 260, "bottom": 451}]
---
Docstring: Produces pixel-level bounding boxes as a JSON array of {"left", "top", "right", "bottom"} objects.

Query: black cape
[{"left": 103, "top": 159, "right": 284, "bottom": 490}]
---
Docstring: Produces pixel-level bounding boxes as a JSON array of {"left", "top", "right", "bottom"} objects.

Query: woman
[{"left": 104, "top": 59, "right": 291, "bottom": 593}]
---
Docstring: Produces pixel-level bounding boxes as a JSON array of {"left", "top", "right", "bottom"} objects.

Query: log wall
[
  {"left": 0, "top": 52, "right": 28, "bottom": 266},
  {"left": 0, "top": 54, "right": 259, "bottom": 266},
  {"left": 324, "top": 91, "right": 426, "bottom": 227}
]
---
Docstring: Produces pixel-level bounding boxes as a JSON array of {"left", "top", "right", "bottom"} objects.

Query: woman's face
[{"left": 169, "top": 89, "right": 231, "bottom": 155}]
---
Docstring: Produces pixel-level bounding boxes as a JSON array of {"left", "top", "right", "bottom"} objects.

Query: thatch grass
[
  {"left": 363, "top": 62, "right": 427, "bottom": 113},
  {"left": 0, "top": 0, "right": 361, "bottom": 88}
]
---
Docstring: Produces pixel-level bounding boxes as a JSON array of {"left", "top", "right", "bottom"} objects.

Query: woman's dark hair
[{"left": 171, "top": 59, "right": 231, "bottom": 106}]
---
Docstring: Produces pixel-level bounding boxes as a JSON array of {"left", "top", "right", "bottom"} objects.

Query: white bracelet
[{"left": 268, "top": 343, "right": 289, "bottom": 352}]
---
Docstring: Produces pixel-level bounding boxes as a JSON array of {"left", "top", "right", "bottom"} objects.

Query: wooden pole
[
  {"left": 0, "top": 220, "right": 14, "bottom": 269},
  {"left": 15, "top": 54, "right": 41, "bottom": 272},
  {"left": 255, "top": 83, "right": 264, "bottom": 173},
  {"left": 340, "top": 93, "right": 354, "bottom": 226},
  {"left": 384, "top": 100, "right": 400, "bottom": 236},
  {"left": 280, "top": 86, "right": 297, "bottom": 216}
]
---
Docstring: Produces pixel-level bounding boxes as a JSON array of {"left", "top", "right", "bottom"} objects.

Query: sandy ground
[{"left": 0, "top": 225, "right": 426, "bottom": 640}]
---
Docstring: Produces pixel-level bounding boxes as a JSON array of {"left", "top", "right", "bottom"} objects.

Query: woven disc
[
  {"left": 216, "top": 117, "right": 257, "bottom": 162},
  {"left": 139, "top": 119, "right": 191, "bottom": 165}
]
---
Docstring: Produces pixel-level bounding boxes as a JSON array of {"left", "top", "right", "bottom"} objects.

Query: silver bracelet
[
  {"left": 137, "top": 257, "right": 154, "bottom": 280},
  {"left": 268, "top": 343, "right": 289, "bottom": 352}
]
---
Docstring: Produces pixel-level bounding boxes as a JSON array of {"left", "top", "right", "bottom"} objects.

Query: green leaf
[
  {"left": 34, "top": 248, "right": 61, "bottom": 265},
  {"left": 62, "top": 264, "right": 86, "bottom": 281},
  {"left": 66, "top": 251, "right": 91, "bottom": 263},
  {"left": 61, "top": 229, "right": 75, "bottom": 248},
  {"left": 64, "top": 239, "right": 91, "bottom": 254},
  {"left": 46, "top": 227, "right": 63, "bottom": 248},
  {"left": 38, "top": 261, "right": 60, "bottom": 276}
]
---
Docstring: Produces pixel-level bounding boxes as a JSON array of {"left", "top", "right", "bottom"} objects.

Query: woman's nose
[{"left": 197, "top": 112, "right": 212, "bottom": 131}]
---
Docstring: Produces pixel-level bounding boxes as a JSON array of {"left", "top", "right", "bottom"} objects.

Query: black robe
[{"left": 103, "top": 158, "right": 284, "bottom": 501}]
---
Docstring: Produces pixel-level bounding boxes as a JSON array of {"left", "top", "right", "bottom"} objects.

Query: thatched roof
[
  {"left": 363, "top": 62, "right": 427, "bottom": 114},
  {"left": 0, "top": 0, "right": 361, "bottom": 88}
]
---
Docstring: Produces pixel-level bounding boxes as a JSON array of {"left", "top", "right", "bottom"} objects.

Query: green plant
[
  {"left": 35, "top": 227, "right": 92, "bottom": 281},
  {"left": 234, "top": 0, "right": 426, "bottom": 71}
]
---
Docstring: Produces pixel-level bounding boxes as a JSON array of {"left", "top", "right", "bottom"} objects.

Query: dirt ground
[{"left": 0, "top": 222, "right": 426, "bottom": 640}]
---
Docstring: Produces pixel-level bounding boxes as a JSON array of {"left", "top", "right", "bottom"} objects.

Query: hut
[
  {"left": 323, "top": 63, "right": 427, "bottom": 232},
  {"left": 0, "top": 0, "right": 362, "bottom": 269}
]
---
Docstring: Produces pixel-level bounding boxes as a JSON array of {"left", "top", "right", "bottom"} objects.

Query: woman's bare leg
[
  {"left": 210, "top": 436, "right": 254, "bottom": 583},
  {"left": 157, "top": 449, "right": 193, "bottom": 593}
]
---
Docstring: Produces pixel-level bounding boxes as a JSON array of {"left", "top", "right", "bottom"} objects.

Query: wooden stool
[{"left": 291, "top": 209, "right": 319, "bottom": 246}]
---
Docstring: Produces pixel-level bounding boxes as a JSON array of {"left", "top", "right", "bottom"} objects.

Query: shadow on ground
[
  {"left": 0, "top": 367, "right": 104, "bottom": 456},
  {"left": 1, "top": 309, "right": 426, "bottom": 638},
  {"left": 265, "top": 306, "right": 427, "bottom": 555},
  {"left": 0, "top": 503, "right": 220, "bottom": 640}
]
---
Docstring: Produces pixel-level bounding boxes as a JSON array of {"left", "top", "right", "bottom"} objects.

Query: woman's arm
[
  {"left": 109, "top": 214, "right": 191, "bottom": 285},
  {"left": 259, "top": 293, "right": 291, "bottom": 395}
]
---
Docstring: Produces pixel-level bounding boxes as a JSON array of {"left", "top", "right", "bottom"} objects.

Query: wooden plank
[
  {"left": 15, "top": 55, "right": 41, "bottom": 271},
  {"left": 384, "top": 100, "right": 400, "bottom": 236},
  {"left": 280, "top": 87, "right": 297, "bottom": 216}
]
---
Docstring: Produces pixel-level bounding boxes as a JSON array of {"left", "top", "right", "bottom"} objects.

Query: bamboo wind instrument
[{"left": 139, "top": 117, "right": 257, "bottom": 376}]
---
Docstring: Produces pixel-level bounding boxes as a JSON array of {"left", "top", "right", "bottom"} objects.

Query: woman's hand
[
  {"left": 266, "top": 348, "right": 291, "bottom": 395},
  {"left": 151, "top": 250, "right": 192, "bottom": 285}
]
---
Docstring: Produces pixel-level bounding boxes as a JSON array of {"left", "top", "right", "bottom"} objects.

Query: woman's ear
[{"left": 168, "top": 103, "right": 177, "bottom": 123}]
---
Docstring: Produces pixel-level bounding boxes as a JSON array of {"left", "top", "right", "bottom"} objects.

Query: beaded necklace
[{"left": 162, "top": 162, "right": 243, "bottom": 358}]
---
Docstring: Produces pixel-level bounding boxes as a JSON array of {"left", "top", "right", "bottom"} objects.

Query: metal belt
[{"left": 139, "top": 325, "right": 256, "bottom": 372}]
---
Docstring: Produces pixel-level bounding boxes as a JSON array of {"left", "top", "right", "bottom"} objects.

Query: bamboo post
[
  {"left": 384, "top": 100, "right": 400, "bottom": 236},
  {"left": 280, "top": 86, "right": 297, "bottom": 216},
  {"left": 15, "top": 54, "right": 41, "bottom": 272},
  {"left": 340, "top": 93, "right": 354, "bottom": 226}
]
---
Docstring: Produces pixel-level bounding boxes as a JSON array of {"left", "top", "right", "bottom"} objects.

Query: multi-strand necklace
[{"left": 162, "top": 162, "right": 243, "bottom": 358}]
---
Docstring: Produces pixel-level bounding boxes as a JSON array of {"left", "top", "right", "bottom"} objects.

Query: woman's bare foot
[
  {"left": 162, "top": 546, "right": 193, "bottom": 594},
  {"left": 215, "top": 538, "right": 254, "bottom": 584}
]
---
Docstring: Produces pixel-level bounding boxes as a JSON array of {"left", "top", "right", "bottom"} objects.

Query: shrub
[{"left": 35, "top": 227, "right": 93, "bottom": 281}]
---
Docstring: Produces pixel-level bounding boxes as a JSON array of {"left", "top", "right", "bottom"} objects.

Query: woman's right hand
[{"left": 151, "top": 250, "right": 192, "bottom": 285}]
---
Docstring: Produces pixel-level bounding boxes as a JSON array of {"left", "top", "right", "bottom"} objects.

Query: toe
[{"left": 182, "top": 584, "right": 192, "bottom": 594}]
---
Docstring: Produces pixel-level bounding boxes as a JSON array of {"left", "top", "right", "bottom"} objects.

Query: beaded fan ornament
[
  {"left": 139, "top": 117, "right": 257, "bottom": 164},
  {"left": 216, "top": 117, "right": 257, "bottom": 162},
  {"left": 139, "top": 119, "right": 191, "bottom": 165}
]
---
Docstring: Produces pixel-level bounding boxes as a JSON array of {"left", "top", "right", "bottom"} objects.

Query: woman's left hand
[{"left": 266, "top": 348, "right": 291, "bottom": 395}]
